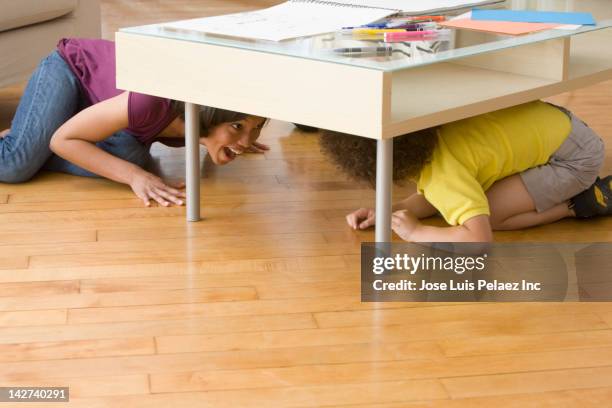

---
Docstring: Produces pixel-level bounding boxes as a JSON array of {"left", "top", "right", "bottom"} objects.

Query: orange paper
[{"left": 439, "top": 19, "right": 559, "bottom": 35}]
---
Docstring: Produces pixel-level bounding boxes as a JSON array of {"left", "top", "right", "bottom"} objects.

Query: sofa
[{"left": 0, "top": 0, "right": 101, "bottom": 89}]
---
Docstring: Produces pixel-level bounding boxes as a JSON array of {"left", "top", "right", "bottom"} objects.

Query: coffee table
[{"left": 115, "top": 0, "right": 611, "bottom": 242}]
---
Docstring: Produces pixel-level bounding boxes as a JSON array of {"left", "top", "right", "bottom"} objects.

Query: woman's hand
[
  {"left": 129, "top": 170, "right": 186, "bottom": 207},
  {"left": 346, "top": 208, "right": 376, "bottom": 230},
  {"left": 246, "top": 141, "right": 270, "bottom": 154},
  {"left": 391, "top": 210, "right": 420, "bottom": 241}
]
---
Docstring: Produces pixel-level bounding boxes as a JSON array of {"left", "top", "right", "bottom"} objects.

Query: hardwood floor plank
[
  {"left": 1, "top": 342, "right": 442, "bottom": 381},
  {"left": 0, "top": 231, "right": 335, "bottom": 259},
  {"left": 438, "top": 329, "right": 612, "bottom": 357},
  {"left": 0, "top": 262, "right": 205, "bottom": 283},
  {"left": 0, "top": 210, "right": 344, "bottom": 237},
  {"left": 0, "top": 374, "right": 149, "bottom": 398},
  {"left": 315, "top": 310, "right": 606, "bottom": 338},
  {"left": 0, "top": 337, "right": 155, "bottom": 362},
  {"left": 0, "top": 313, "right": 317, "bottom": 344},
  {"left": 247, "top": 281, "right": 361, "bottom": 300},
  {"left": 0, "top": 256, "right": 344, "bottom": 284},
  {"left": 0, "top": 309, "right": 66, "bottom": 327},
  {"left": 0, "top": 256, "right": 28, "bottom": 270},
  {"left": 313, "top": 303, "right": 611, "bottom": 330},
  {"left": 95, "top": 347, "right": 612, "bottom": 392},
  {"left": 96, "top": 214, "right": 347, "bottom": 242},
  {"left": 595, "top": 311, "right": 612, "bottom": 328},
  {"left": 0, "top": 190, "right": 370, "bottom": 216},
  {"left": 0, "top": 286, "right": 257, "bottom": 312},
  {"left": 0, "top": 194, "right": 7, "bottom": 204},
  {"left": 0, "top": 280, "right": 79, "bottom": 298},
  {"left": 155, "top": 326, "right": 445, "bottom": 354},
  {"left": 154, "top": 323, "right": 612, "bottom": 356},
  {"left": 66, "top": 295, "right": 403, "bottom": 324},
  {"left": 7, "top": 190, "right": 135, "bottom": 204},
  {"left": 26, "top": 241, "right": 358, "bottom": 269},
  {"left": 149, "top": 357, "right": 612, "bottom": 394},
  {"left": 77, "top": 278, "right": 259, "bottom": 296},
  {"left": 68, "top": 379, "right": 447, "bottom": 407},
  {"left": 441, "top": 366, "right": 612, "bottom": 399},
  {"left": 150, "top": 376, "right": 449, "bottom": 402},
  {"left": 0, "top": 230, "right": 96, "bottom": 246},
  {"left": 325, "top": 387, "right": 612, "bottom": 408},
  {"left": 0, "top": 199, "right": 148, "bottom": 214}
]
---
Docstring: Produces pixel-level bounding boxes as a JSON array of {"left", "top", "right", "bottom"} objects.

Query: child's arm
[
  {"left": 346, "top": 193, "right": 437, "bottom": 230},
  {"left": 392, "top": 193, "right": 438, "bottom": 218},
  {"left": 50, "top": 92, "right": 185, "bottom": 207},
  {"left": 392, "top": 212, "right": 493, "bottom": 242}
]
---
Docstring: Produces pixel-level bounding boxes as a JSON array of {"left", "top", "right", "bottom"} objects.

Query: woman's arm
[
  {"left": 51, "top": 92, "right": 136, "bottom": 184},
  {"left": 392, "top": 212, "right": 493, "bottom": 243},
  {"left": 50, "top": 92, "right": 185, "bottom": 207}
]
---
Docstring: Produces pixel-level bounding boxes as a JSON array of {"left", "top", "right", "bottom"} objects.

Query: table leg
[
  {"left": 375, "top": 138, "right": 393, "bottom": 242},
  {"left": 185, "top": 102, "right": 201, "bottom": 222}
]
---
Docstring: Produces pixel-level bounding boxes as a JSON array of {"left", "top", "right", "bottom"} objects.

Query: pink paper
[{"left": 439, "top": 19, "right": 559, "bottom": 35}]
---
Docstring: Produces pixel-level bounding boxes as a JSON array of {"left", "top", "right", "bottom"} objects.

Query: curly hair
[{"left": 320, "top": 128, "right": 439, "bottom": 188}]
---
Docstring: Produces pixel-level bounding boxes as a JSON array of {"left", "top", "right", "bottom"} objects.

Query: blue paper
[{"left": 472, "top": 9, "right": 596, "bottom": 26}]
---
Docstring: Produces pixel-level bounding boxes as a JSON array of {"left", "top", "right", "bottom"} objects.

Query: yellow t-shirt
[{"left": 416, "top": 101, "right": 572, "bottom": 225}]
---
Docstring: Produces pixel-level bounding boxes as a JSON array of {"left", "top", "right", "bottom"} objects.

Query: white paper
[
  {"left": 322, "top": 0, "right": 505, "bottom": 13},
  {"left": 451, "top": 11, "right": 472, "bottom": 20},
  {"left": 162, "top": 1, "right": 393, "bottom": 42},
  {"left": 553, "top": 24, "right": 582, "bottom": 30}
]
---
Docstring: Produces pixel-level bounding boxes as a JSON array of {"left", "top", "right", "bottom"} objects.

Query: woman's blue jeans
[{"left": 0, "top": 51, "right": 152, "bottom": 183}]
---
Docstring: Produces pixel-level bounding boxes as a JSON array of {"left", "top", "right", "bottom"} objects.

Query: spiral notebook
[{"left": 162, "top": 0, "right": 504, "bottom": 42}]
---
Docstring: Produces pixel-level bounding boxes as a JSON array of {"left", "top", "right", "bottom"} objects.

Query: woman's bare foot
[{"left": 0, "top": 129, "right": 9, "bottom": 139}]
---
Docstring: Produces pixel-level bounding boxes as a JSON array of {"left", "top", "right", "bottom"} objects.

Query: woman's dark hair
[
  {"left": 320, "top": 127, "right": 439, "bottom": 188},
  {"left": 171, "top": 101, "right": 249, "bottom": 136}
]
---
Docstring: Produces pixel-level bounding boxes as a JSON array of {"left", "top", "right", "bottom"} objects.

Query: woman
[{"left": 0, "top": 38, "right": 269, "bottom": 207}]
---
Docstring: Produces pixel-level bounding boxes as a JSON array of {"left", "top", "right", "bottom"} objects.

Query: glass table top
[{"left": 120, "top": 0, "right": 611, "bottom": 72}]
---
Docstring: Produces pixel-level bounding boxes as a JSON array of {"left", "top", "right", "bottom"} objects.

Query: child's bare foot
[{"left": 0, "top": 129, "right": 9, "bottom": 139}]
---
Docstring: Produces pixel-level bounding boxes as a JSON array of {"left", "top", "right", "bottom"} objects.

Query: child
[
  {"left": 320, "top": 101, "right": 611, "bottom": 242},
  {"left": 0, "top": 38, "right": 269, "bottom": 207}
]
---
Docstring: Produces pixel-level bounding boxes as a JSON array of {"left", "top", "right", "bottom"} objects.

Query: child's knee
[{"left": 489, "top": 216, "right": 503, "bottom": 230}]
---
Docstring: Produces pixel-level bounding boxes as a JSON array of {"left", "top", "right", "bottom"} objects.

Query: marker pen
[
  {"left": 384, "top": 30, "right": 451, "bottom": 42},
  {"left": 395, "top": 15, "right": 446, "bottom": 22},
  {"left": 353, "top": 28, "right": 415, "bottom": 35},
  {"left": 343, "top": 22, "right": 438, "bottom": 30}
]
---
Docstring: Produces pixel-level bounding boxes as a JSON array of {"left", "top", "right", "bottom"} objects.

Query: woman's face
[{"left": 200, "top": 116, "right": 266, "bottom": 165}]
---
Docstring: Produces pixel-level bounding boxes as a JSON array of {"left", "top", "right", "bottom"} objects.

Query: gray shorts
[{"left": 520, "top": 104, "right": 605, "bottom": 213}]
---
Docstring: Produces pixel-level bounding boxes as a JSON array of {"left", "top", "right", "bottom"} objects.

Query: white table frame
[{"left": 116, "top": 25, "right": 612, "bottom": 242}]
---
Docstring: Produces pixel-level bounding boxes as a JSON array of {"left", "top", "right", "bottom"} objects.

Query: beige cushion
[{"left": 0, "top": 0, "right": 78, "bottom": 33}]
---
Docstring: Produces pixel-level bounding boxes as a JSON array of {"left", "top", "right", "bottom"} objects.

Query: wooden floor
[{"left": 1, "top": 1, "right": 612, "bottom": 406}]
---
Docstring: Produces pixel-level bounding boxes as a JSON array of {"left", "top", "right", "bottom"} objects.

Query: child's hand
[
  {"left": 346, "top": 208, "right": 375, "bottom": 230},
  {"left": 129, "top": 170, "right": 186, "bottom": 207},
  {"left": 392, "top": 210, "right": 420, "bottom": 241}
]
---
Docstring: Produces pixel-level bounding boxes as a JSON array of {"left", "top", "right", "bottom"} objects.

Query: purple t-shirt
[{"left": 57, "top": 38, "right": 178, "bottom": 145}]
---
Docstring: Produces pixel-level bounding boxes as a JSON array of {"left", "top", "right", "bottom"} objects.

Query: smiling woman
[
  {"left": 0, "top": 38, "right": 269, "bottom": 207},
  {"left": 162, "top": 101, "right": 268, "bottom": 165}
]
